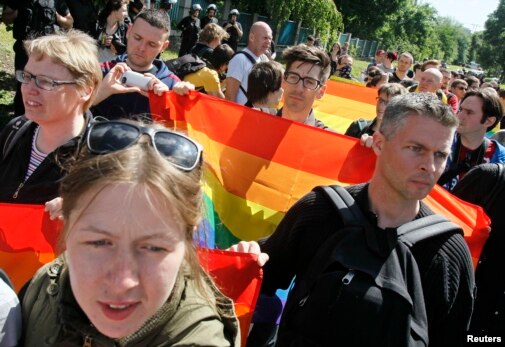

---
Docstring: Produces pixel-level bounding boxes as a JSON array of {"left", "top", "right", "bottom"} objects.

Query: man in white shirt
[{"left": 225, "top": 21, "right": 272, "bottom": 104}]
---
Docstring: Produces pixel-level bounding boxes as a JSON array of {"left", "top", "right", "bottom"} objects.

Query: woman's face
[
  {"left": 65, "top": 183, "right": 186, "bottom": 338},
  {"left": 113, "top": 3, "right": 128, "bottom": 21},
  {"left": 22, "top": 55, "right": 84, "bottom": 126}
]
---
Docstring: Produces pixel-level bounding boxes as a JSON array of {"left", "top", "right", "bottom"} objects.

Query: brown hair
[
  {"left": 59, "top": 120, "right": 207, "bottom": 291},
  {"left": 421, "top": 59, "right": 440, "bottom": 71},
  {"left": 247, "top": 61, "right": 284, "bottom": 104},
  {"left": 461, "top": 89, "right": 504, "bottom": 131},
  {"left": 282, "top": 44, "right": 331, "bottom": 83},
  {"left": 198, "top": 23, "right": 229, "bottom": 44},
  {"left": 378, "top": 83, "right": 407, "bottom": 98}
]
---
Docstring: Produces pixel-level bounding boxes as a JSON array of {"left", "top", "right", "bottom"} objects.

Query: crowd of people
[{"left": 0, "top": 1, "right": 505, "bottom": 346}]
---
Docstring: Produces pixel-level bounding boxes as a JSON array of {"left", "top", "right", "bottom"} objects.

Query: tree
[
  {"left": 333, "top": 0, "right": 407, "bottom": 38},
  {"left": 375, "top": 2, "right": 439, "bottom": 61},
  {"left": 479, "top": 0, "right": 505, "bottom": 79},
  {"left": 434, "top": 17, "right": 471, "bottom": 64},
  {"left": 228, "top": 0, "right": 343, "bottom": 47}
]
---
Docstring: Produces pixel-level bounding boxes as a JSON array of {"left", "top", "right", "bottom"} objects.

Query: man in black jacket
[
  {"left": 233, "top": 93, "right": 475, "bottom": 346},
  {"left": 176, "top": 3, "right": 201, "bottom": 57}
]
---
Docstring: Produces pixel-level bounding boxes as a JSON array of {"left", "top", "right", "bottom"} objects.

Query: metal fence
[
  {"left": 164, "top": 3, "right": 382, "bottom": 57},
  {"left": 339, "top": 33, "right": 382, "bottom": 58}
]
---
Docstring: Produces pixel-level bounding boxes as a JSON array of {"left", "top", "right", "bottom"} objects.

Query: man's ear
[
  {"left": 483, "top": 115, "right": 496, "bottom": 129},
  {"left": 316, "top": 83, "right": 327, "bottom": 99},
  {"left": 372, "top": 131, "right": 386, "bottom": 156},
  {"left": 161, "top": 40, "right": 170, "bottom": 51}
]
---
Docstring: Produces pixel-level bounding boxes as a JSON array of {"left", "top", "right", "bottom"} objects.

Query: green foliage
[
  {"left": 479, "top": 0, "right": 505, "bottom": 79},
  {"left": 375, "top": 2, "right": 439, "bottom": 61},
  {"left": 233, "top": 0, "right": 343, "bottom": 49},
  {"left": 468, "top": 32, "right": 482, "bottom": 64},
  {"left": 334, "top": 0, "right": 405, "bottom": 39},
  {"left": 432, "top": 17, "right": 471, "bottom": 64}
]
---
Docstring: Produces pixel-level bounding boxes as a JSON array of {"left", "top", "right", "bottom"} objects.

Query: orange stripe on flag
[{"left": 149, "top": 91, "right": 490, "bottom": 268}]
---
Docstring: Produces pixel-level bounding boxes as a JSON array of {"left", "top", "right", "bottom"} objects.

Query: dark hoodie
[{"left": 91, "top": 54, "right": 180, "bottom": 120}]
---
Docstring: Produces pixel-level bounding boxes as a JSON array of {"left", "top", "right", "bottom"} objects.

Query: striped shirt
[{"left": 24, "top": 127, "right": 48, "bottom": 182}]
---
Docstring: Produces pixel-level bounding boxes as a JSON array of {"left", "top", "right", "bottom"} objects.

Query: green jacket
[{"left": 21, "top": 256, "right": 240, "bottom": 346}]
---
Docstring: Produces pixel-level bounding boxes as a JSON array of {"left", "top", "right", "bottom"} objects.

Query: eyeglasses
[
  {"left": 284, "top": 71, "right": 322, "bottom": 90},
  {"left": 86, "top": 121, "right": 203, "bottom": 171},
  {"left": 15, "top": 70, "right": 77, "bottom": 91},
  {"left": 375, "top": 97, "right": 388, "bottom": 106},
  {"left": 455, "top": 86, "right": 467, "bottom": 91}
]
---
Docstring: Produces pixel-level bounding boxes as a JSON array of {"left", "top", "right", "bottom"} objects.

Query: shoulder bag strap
[{"left": 397, "top": 214, "right": 462, "bottom": 247}]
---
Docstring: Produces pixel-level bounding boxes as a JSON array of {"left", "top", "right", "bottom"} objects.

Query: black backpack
[
  {"left": 13, "top": 0, "right": 57, "bottom": 40},
  {"left": 276, "top": 185, "right": 462, "bottom": 347},
  {"left": 165, "top": 53, "right": 207, "bottom": 80}
]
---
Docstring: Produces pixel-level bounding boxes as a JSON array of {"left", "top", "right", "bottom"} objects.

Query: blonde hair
[
  {"left": 59, "top": 121, "right": 206, "bottom": 291},
  {"left": 24, "top": 30, "right": 102, "bottom": 112},
  {"left": 199, "top": 23, "right": 229, "bottom": 43}
]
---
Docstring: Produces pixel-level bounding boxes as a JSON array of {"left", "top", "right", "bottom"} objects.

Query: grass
[{"left": 0, "top": 23, "right": 15, "bottom": 127}]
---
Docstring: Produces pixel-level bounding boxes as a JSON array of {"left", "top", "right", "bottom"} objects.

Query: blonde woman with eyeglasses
[{"left": 0, "top": 30, "right": 101, "bottom": 204}]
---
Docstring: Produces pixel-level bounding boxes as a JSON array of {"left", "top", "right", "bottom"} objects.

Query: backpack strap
[
  {"left": 316, "top": 185, "right": 367, "bottom": 227},
  {"left": 482, "top": 163, "right": 505, "bottom": 211},
  {"left": 397, "top": 214, "right": 463, "bottom": 247},
  {"left": 0, "top": 268, "right": 14, "bottom": 290},
  {"left": 233, "top": 51, "right": 257, "bottom": 97},
  {"left": 2, "top": 116, "right": 33, "bottom": 159},
  {"left": 234, "top": 50, "right": 257, "bottom": 65},
  {"left": 285, "top": 185, "right": 363, "bottom": 306}
]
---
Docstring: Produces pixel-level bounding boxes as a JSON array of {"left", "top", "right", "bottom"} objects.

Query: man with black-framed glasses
[{"left": 276, "top": 44, "right": 331, "bottom": 130}]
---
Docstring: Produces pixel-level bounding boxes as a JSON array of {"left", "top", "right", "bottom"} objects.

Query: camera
[{"left": 120, "top": 71, "right": 151, "bottom": 91}]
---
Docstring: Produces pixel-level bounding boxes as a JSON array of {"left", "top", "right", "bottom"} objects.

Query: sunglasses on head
[{"left": 86, "top": 121, "right": 203, "bottom": 171}]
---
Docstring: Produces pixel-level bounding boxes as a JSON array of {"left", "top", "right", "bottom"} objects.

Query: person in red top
[{"left": 440, "top": 67, "right": 459, "bottom": 113}]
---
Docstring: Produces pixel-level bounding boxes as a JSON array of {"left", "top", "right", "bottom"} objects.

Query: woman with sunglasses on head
[
  {"left": 19, "top": 119, "right": 240, "bottom": 346},
  {"left": 0, "top": 30, "right": 101, "bottom": 205}
]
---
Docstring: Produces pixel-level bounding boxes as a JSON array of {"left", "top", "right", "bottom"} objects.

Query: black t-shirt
[
  {"left": 66, "top": 0, "right": 97, "bottom": 34},
  {"left": 223, "top": 20, "right": 242, "bottom": 42},
  {"left": 177, "top": 16, "right": 200, "bottom": 41}
]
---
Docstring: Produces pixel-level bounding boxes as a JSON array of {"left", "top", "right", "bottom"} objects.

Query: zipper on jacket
[
  {"left": 83, "top": 335, "right": 92, "bottom": 347},
  {"left": 299, "top": 294, "right": 309, "bottom": 307},
  {"left": 342, "top": 270, "right": 355, "bottom": 285},
  {"left": 12, "top": 182, "right": 24, "bottom": 199}
]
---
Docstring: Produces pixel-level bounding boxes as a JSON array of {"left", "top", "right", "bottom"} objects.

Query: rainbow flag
[
  {"left": 149, "top": 82, "right": 489, "bottom": 268},
  {"left": 0, "top": 80, "right": 490, "bottom": 345},
  {"left": 0, "top": 205, "right": 263, "bottom": 347},
  {"left": 0, "top": 203, "right": 61, "bottom": 291},
  {"left": 314, "top": 78, "right": 376, "bottom": 132}
]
